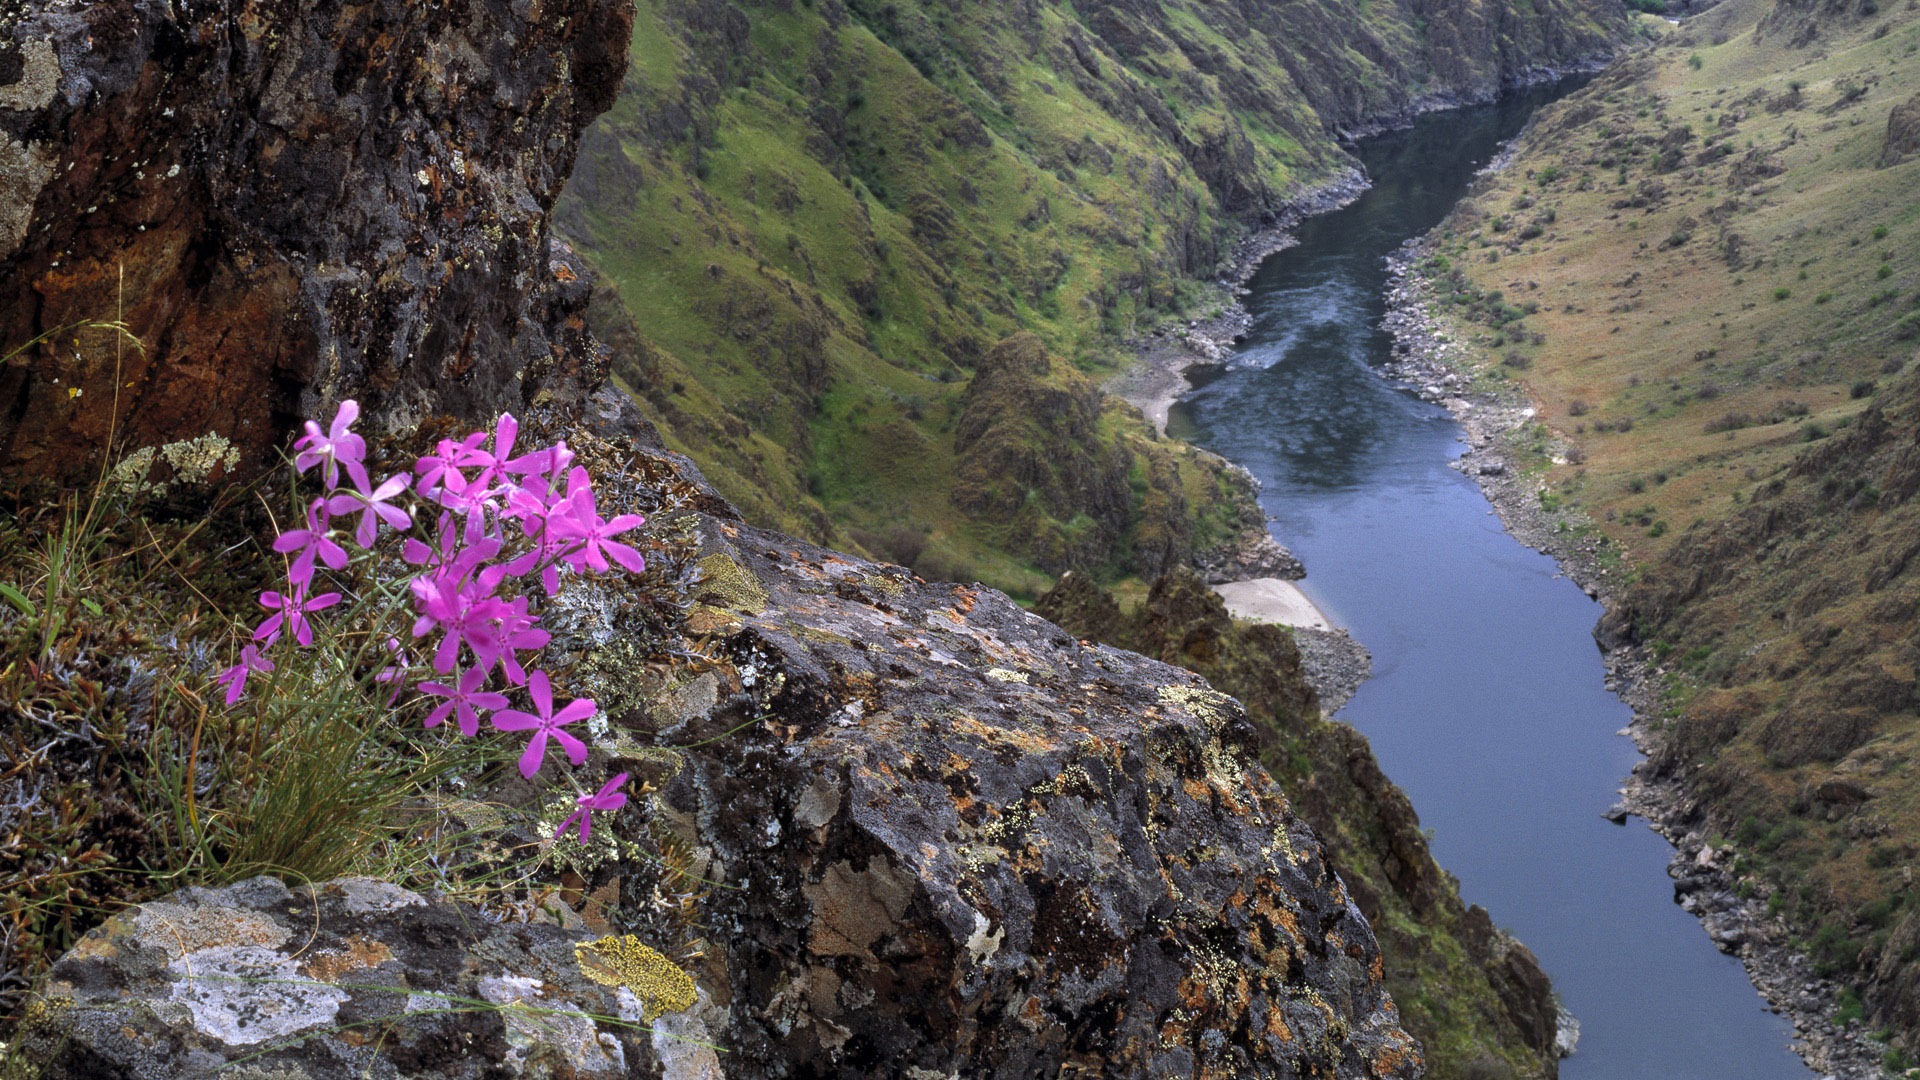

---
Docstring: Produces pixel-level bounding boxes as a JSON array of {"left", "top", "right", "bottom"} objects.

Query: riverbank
[
  {"left": 1110, "top": 168, "right": 1370, "bottom": 434},
  {"left": 1380, "top": 235, "right": 1881, "bottom": 1079}
]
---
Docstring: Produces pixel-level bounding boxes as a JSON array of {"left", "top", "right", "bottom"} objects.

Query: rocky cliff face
[
  {"left": 16, "top": 397, "right": 1429, "bottom": 1078},
  {"left": 4, "top": 1, "right": 1439, "bottom": 1075},
  {"left": 0, "top": 0, "right": 631, "bottom": 484},
  {"left": 1038, "top": 570, "right": 1566, "bottom": 1079}
]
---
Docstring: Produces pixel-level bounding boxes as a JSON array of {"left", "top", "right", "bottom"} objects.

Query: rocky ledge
[{"left": 14, "top": 404, "right": 1429, "bottom": 1078}]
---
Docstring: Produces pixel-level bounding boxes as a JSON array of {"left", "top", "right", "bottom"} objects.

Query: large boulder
[
  {"left": 598, "top": 471, "right": 1425, "bottom": 1077},
  {"left": 1882, "top": 92, "right": 1920, "bottom": 168}
]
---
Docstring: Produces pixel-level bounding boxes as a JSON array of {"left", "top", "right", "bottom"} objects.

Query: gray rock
[{"left": 15, "top": 877, "right": 709, "bottom": 1079}]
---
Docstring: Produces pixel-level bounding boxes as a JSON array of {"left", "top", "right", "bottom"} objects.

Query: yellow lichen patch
[
  {"left": 685, "top": 604, "right": 742, "bottom": 636},
  {"left": 984, "top": 667, "right": 1027, "bottom": 683},
  {"left": 1156, "top": 684, "right": 1235, "bottom": 728},
  {"left": 299, "top": 937, "right": 394, "bottom": 983},
  {"left": 574, "top": 935, "right": 697, "bottom": 1020},
  {"left": 1265, "top": 997, "right": 1294, "bottom": 1042},
  {"left": 133, "top": 904, "right": 289, "bottom": 960},
  {"left": 694, "top": 553, "right": 768, "bottom": 614}
]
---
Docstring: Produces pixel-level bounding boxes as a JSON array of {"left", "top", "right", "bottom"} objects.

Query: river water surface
[{"left": 1170, "top": 85, "right": 1813, "bottom": 1079}]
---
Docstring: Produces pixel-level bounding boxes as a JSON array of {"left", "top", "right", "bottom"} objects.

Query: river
[{"left": 1168, "top": 84, "right": 1815, "bottom": 1079}]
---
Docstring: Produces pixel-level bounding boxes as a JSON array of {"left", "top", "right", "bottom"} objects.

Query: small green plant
[
  {"left": 1775, "top": 287, "right": 1793, "bottom": 301},
  {"left": 197, "top": 403, "right": 650, "bottom": 883},
  {"left": 1689, "top": 53, "right": 1704, "bottom": 70},
  {"left": 1873, "top": 225, "right": 1889, "bottom": 240}
]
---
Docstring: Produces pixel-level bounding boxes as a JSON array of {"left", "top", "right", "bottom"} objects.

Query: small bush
[{"left": 1774, "top": 287, "right": 1793, "bottom": 301}]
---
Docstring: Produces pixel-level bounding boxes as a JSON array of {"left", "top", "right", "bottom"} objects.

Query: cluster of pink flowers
[{"left": 215, "top": 401, "right": 639, "bottom": 843}]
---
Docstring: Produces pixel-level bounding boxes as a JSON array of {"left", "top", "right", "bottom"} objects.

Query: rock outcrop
[
  {"left": 0, "top": 0, "right": 632, "bottom": 485},
  {"left": 1037, "top": 569, "right": 1565, "bottom": 1079},
  {"left": 16, "top": 404, "right": 1428, "bottom": 1077},
  {"left": 15, "top": 876, "right": 718, "bottom": 1080},
  {"left": 1882, "top": 92, "right": 1920, "bottom": 167},
  {"left": 601, "top": 472, "right": 1425, "bottom": 1078}
]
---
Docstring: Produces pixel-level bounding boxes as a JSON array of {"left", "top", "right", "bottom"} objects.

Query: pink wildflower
[
  {"left": 214, "top": 644, "right": 275, "bottom": 706},
  {"left": 326, "top": 473, "right": 414, "bottom": 547},
  {"left": 549, "top": 467, "right": 646, "bottom": 575},
  {"left": 293, "top": 400, "right": 369, "bottom": 491},
  {"left": 409, "top": 557, "right": 510, "bottom": 673},
  {"left": 419, "top": 666, "right": 511, "bottom": 738},
  {"left": 374, "top": 637, "right": 412, "bottom": 705},
  {"left": 491, "top": 670, "right": 594, "bottom": 779},
  {"left": 254, "top": 588, "right": 341, "bottom": 647},
  {"left": 414, "top": 431, "right": 488, "bottom": 500},
  {"left": 271, "top": 498, "right": 349, "bottom": 588},
  {"left": 555, "top": 772, "right": 629, "bottom": 844},
  {"left": 476, "top": 595, "right": 549, "bottom": 686}
]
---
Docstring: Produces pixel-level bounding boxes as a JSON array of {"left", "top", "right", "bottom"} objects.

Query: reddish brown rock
[{"left": 0, "top": 0, "right": 632, "bottom": 485}]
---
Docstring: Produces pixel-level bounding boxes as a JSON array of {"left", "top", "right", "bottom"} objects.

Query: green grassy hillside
[
  {"left": 558, "top": 0, "right": 1626, "bottom": 597},
  {"left": 1409, "top": 0, "right": 1920, "bottom": 1054}
]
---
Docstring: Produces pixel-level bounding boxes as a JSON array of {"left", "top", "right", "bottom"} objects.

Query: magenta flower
[
  {"left": 480, "top": 414, "right": 557, "bottom": 481},
  {"left": 491, "top": 671, "right": 594, "bottom": 779},
  {"left": 419, "top": 666, "right": 511, "bottom": 738},
  {"left": 374, "top": 637, "right": 412, "bottom": 705},
  {"left": 326, "top": 473, "right": 414, "bottom": 547},
  {"left": 293, "top": 400, "right": 369, "bottom": 491},
  {"left": 555, "top": 772, "right": 629, "bottom": 844},
  {"left": 474, "top": 595, "right": 550, "bottom": 686},
  {"left": 214, "top": 644, "right": 275, "bottom": 705},
  {"left": 409, "top": 558, "right": 510, "bottom": 673},
  {"left": 254, "top": 588, "right": 341, "bottom": 647},
  {"left": 549, "top": 467, "right": 646, "bottom": 575},
  {"left": 503, "top": 504, "right": 580, "bottom": 596},
  {"left": 271, "top": 498, "right": 349, "bottom": 588},
  {"left": 414, "top": 432, "right": 488, "bottom": 500}
]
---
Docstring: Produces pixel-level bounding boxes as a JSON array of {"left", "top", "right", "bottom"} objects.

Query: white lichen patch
[
  {"left": 107, "top": 433, "right": 241, "bottom": 496},
  {"left": 482, "top": 972, "right": 627, "bottom": 1076},
  {"left": 168, "top": 945, "right": 348, "bottom": 1046},
  {"left": 984, "top": 667, "right": 1028, "bottom": 684},
  {"left": 326, "top": 877, "right": 426, "bottom": 915},
  {"left": 0, "top": 133, "right": 55, "bottom": 259},
  {"left": 1157, "top": 684, "right": 1236, "bottom": 729},
  {"left": 0, "top": 40, "right": 60, "bottom": 112},
  {"left": 964, "top": 911, "right": 1004, "bottom": 965}
]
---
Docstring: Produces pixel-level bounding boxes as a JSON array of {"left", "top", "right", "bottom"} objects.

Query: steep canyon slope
[
  {"left": 0, "top": 0, "right": 1609, "bottom": 1076},
  {"left": 558, "top": 0, "right": 1629, "bottom": 594},
  {"left": 1404, "top": 0, "right": 1920, "bottom": 1057}
]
